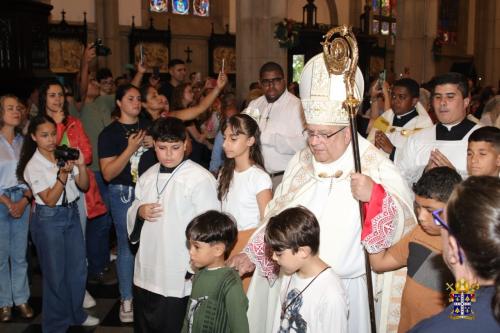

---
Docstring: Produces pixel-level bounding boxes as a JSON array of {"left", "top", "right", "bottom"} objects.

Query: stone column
[
  {"left": 475, "top": 0, "right": 500, "bottom": 87},
  {"left": 95, "top": 0, "right": 121, "bottom": 76},
  {"left": 235, "top": 0, "right": 288, "bottom": 102},
  {"left": 394, "top": 0, "right": 437, "bottom": 83}
]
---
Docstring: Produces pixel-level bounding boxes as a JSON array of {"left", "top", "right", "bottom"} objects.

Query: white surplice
[
  {"left": 367, "top": 103, "right": 433, "bottom": 163},
  {"left": 126, "top": 160, "right": 219, "bottom": 298},
  {"left": 397, "top": 123, "right": 482, "bottom": 187}
]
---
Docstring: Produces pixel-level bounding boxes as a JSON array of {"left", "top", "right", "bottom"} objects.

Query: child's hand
[{"left": 138, "top": 203, "right": 163, "bottom": 222}]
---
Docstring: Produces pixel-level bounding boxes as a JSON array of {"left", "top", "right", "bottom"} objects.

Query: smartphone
[
  {"left": 221, "top": 58, "right": 225, "bottom": 73},
  {"left": 139, "top": 44, "right": 144, "bottom": 65},
  {"left": 378, "top": 70, "right": 386, "bottom": 88}
]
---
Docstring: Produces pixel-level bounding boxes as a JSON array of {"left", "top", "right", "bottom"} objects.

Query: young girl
[
  {"left": 16, "top": 115, "right": 98, "bottom": 331},
  {"left": 218, "top": 114, "right": 272, "bottom": 231},
  {"left": 98, "top": 84, "right": 157, "bottom": 323},
  {"left": 219, "top": 114, "right": 272, "bottom": 290},
  {"left": 0, "top": 95, "right": 33, "bottom": 322}
]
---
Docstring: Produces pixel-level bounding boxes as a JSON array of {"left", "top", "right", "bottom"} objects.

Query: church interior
[{"left": 1, "top": 1, "right": 500, "bottom": 333}]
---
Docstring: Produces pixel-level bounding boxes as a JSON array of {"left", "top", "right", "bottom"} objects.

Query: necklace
[
  {"left": 120, "top": 120, "right": 140, "bottom": 138},
  {"left": 155, "top": 160, "right": 187, "bottom": 202},
  {"left": 280, "top": 266, "right": 330, "bottom": 320}
]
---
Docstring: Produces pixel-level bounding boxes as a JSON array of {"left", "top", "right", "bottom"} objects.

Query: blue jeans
[
  {"left": 108, "top": 184, "right": 135, "bottom": 300},
  {"left": 0, "top": 186, "right": 30, "bottom": 307},
  {"left": 31, "top": 202, "right": 87, "bottom": 332},
  {"left": 86, "top": 171, "right": 112, "bottom": 276}
]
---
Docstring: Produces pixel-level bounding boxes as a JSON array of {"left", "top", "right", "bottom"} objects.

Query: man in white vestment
[
  {"left": 367, "top": 78, "right": 433, "bottom": 163},
  {"left": 244, "top": 62, "right": 306, "bottom": 188},
  {"left": 398, "top": 72, "right": 482, "bottom": 186},
  {"left": 229, "top": 53, "right": 416, "bottom": 333}
]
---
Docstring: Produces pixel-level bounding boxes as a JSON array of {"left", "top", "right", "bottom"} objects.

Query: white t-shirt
[
  {"left": 221, "top": 165, "right": 272, "bottom": 230},
  {"left": 272, "top": 268, "right": 348, "bottom": 333},
  {"left": 24, "top": 149, "right": 80, "bottom": 205}
]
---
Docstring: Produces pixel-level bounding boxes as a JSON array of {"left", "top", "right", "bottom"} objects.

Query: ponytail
[{"left": 16, "top": 115, "right": 55, "bottom": 183}]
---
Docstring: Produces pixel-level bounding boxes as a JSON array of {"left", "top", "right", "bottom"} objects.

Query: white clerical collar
[{"left": 395, "top": 108, "right": 416, "bottom": 119}]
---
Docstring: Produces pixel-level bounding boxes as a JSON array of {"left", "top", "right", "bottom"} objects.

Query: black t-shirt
[{"left": 98, "top": 120, "right": 157, "bottom": 186}]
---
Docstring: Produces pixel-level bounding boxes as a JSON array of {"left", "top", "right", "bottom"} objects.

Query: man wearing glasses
[
  {"left": 367, "top": 78, "right": 433, "bottom": 161},
  {"left": 235, "top": 54, "right": 415, "bottom": 333},
  {"left": 244, "top": 62, "right": 305, "bottom": 189},
  {"left": 398, "top": 72, "right": 482, "bottom": 186}
]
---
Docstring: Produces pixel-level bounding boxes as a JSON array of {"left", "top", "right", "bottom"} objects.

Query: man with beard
[{"left": 244, "top": 62, "right": 306, "bottom": 188}]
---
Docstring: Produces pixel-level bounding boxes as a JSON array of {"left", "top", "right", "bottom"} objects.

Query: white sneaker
[
  {"left": 83, "top": 290, "right": 96, "bottom": 309},
  {"left": 81, "top": 314, "right": 100, "bottom": 326},
  {"left": 119, "top": 299, "right": 134, "bottom": 323}
]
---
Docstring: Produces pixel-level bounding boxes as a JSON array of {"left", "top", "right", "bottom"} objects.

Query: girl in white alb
[{"left": 218, "top": 114, "right": 272, "bottom": 231}]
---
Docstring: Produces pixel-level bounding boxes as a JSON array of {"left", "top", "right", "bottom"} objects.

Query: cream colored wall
[
  {"left": 119, "top": 0, "right": 143, "bottom": 26},
  {"left": 49, "top": 0, "right": 95, "bottom": 23},
  {"left": 334, "top": 0, "right": 350, "bottom": 25},
  {"left": 286, "top": 0, "right": 331, "bottom": 24}
]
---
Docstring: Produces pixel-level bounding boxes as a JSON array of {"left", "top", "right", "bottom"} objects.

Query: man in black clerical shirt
[{"left": 398, "top": 72, "right": 482, "bottom": 185}]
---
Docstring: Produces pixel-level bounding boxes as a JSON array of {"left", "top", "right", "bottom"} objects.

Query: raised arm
[{"left": 168, "top": 71, "right": 227, "bottom": 121}]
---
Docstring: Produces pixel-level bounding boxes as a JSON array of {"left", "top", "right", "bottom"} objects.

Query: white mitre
[{"left": 299, "top": 53, "right": 364, "bottom": 126}]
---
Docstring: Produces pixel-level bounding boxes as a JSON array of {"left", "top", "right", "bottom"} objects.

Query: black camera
[
  {"left": 92, "top": 38, "right": 111, "bottom": 57},
  {"left": 55, "top": 145, "right": 80, "bottom": 167}
]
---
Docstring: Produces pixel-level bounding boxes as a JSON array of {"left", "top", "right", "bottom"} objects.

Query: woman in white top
[
  {"left": 218, "top": 114, "right": 272, "bottom": 231},
  {"left": 17, "top": 115, "right": 98, "bottom": 331},
  {"left": 0, "top": 95, "right": 33, "bottom": 321}
]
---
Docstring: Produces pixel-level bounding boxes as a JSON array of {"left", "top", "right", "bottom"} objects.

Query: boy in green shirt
[{"left": 183, "top": 211, "right": 249, "bottom": 333}]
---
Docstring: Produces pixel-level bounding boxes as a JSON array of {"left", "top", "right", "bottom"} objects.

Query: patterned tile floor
[{"left": 0, "top": 267, "right": 132, "bottom": 333}]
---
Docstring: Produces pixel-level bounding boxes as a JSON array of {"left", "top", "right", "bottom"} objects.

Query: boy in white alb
[
  {"left": 126, "top": 117, "right": 219, "bottom": 332},
  {"left": 264, "top": 206, "right": 348, "bottom": 333}
]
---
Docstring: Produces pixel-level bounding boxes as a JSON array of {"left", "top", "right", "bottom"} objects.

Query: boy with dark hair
[
  {"left": 265, "top": 206, "right": 347, "bottom": 333},
  {"left": 182, "top": 211, "right": 248, "bottom": 333},
  {"left": 369, "top": 166, "right": 461, "bottom": 332},
  {"left": 467, "top": 126, "right": 500, "bottom": 177},
  {"left": 127, "top": 117, "right": 219, "bottom": 332}
]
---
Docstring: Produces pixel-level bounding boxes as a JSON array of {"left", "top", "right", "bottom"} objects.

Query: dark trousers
[
  {"left": 86, "top": 171, "right": 112, "bottom": 276},
  {"left": 133, "top": 285, "right": 188, "bottom": 333}
]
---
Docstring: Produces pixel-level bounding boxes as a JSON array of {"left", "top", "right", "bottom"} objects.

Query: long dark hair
[
  {"left": 16, "top": 115, "right": 56, "bottom": 183},
  {"left": 111, "top": 84, "right": 140, "bottom": 119},
  {"left": 217, "top": 114, "right": 264, "bottom": 201},
  {"left": 446, "top": 176, "right": 500, "bottom": 322},
  {"left": 38, "top": 78, "right": 69, "bottom": 125},
  {"left": 171, "top": 82, "right": 192, "bottom": 111}
]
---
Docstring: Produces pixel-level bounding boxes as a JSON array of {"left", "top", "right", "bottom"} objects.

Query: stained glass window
[
  {"left": 172, "top": 0, "right": 189, "bottom": 15},
  {"left": 193, "top": 0, "right": 209, "bottom": 17},
  {"left": 372, "top": 0, "right": 397, "bottom": 36},
  {"left": 150, "top": 0, "right": 168, "bottom": 13},
  {"left": 150, "top": 0, "right": 210, "bottom": 16},
  {"left": 437, "top": 0, "right": 458, "bottom": 44}
]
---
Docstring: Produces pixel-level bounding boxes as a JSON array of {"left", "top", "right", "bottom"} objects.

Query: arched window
[
  {"left": 149, "top": 0, "right": 210, "bottom": 17},
  {"left": 372, "top": 0, "right": 396, "bottom": 36},
  {"left": 437, "top": 0, "right": 458, "bottom": 44}
]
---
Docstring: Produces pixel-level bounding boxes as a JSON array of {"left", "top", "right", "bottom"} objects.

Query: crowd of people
[{"left": 0, "top": 43, "right": 499, "bottom": 333}]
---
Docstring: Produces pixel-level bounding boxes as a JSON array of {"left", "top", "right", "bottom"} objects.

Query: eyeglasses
[
  {"left": 260, "top": 77, "right": 283, "bottom": 87},
  {"left": 302, "top": 127, "right": 346, "bottom": 141},
  {"left": 432, "top": 208, "right": 464, "bottom": 264}
]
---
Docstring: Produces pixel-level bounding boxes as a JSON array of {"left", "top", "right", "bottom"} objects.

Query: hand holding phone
[
  {"left": 221, "top": 58, "right": 225, "bottom": 73},
  {"left": 139, "top": 44, "right": 144, "bottom": 65}
]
